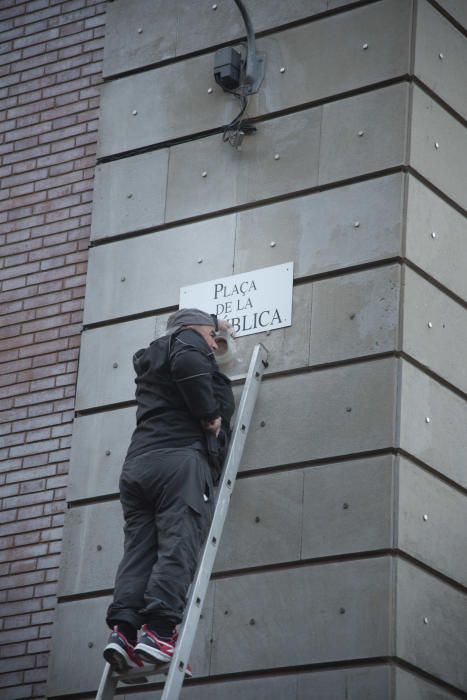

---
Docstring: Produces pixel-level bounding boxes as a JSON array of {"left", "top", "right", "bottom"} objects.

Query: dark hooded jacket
[{"left": 125, "top": 328, "right": 235, "bottom": 477}]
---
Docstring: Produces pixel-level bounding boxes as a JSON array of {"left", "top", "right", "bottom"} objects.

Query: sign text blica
[{"left": 180, "top": 262, "right": 293, "bottom": 337}]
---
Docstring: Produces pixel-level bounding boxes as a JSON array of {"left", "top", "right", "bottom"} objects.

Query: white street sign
[{"left": 180, "top": 262, "right": 293, "bottom": 337}]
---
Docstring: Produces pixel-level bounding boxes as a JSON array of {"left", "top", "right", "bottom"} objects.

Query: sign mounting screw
[
  {"left": 362, "top": 43, "right": 369, "bottom": 50},
  {"left": 208, "top": 87, "right": 213, "bottom": 94},
  {"left": 132, "top": 110, "right": 138, "bottom": 116},
  {"left": 280, "top": 66, "right": 286, "bottom": 73},
  {"left": 425, "top": 416, "right": 430, "bottom": 423},
  {"left": 137, "top": 28, "right": 143, "bottom": 34},
  {"left": 270, "top": 241, "right": 276, "bottom": 247},
  {"left": 431, "top": 231, "right": 436, "bottom": 239},
  {"left": 434, "top": 142, "right": 440, "bottom": 149},
  {"left": 274, "top": 153, "right": 280, "bottom": 160},
  {"left": 423, "top": 514, "right": 428, "bottom": 521},
  {"left": 202, "top": 171, "right": 207, "bottom": 177}
]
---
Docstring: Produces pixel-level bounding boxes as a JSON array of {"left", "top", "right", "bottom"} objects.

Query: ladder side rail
[
  {"left": 160, "top": 343, "right": 268, "bottom": 700},
  {"left": 95, "top": 663, "right": 117, "bottom": 700}
]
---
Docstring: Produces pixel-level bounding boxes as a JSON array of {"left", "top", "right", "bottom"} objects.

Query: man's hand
[{"left": 201, "top": 416, "right": 222, "bottom": 437}]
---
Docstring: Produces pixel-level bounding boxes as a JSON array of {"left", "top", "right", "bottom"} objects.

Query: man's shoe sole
[
  {"left": 103, "top": 643, "right": 135, "bottom": 673},
  {"left": 134, "top": 642, "right": 172, "bottom": 664}
]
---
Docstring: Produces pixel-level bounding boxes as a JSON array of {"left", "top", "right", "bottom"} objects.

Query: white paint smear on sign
[{"left": 180, "top": 262, "right": 294, "bottom": 337}]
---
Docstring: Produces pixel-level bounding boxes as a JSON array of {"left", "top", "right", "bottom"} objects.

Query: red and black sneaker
[
  {"left": 134, "top": 625, "right": 174, "bottom": 664},
  {"left": 134, "top": 626, "right": 192, "bottom": 677},
  {"left": 103, "top": 625, "right": 145, "bottom": 674}
]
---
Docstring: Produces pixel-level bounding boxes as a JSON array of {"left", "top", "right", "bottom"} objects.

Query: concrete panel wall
[{"left": 48, "top": 2, "right": 467, "bottom": 698}]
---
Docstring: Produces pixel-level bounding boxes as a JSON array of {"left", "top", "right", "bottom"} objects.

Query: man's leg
[
  {"left": 134, "top": 447, "right": 213, "bottom": 663},
  {"left": 104, "top": 456, "right": 162, "bottom": 672}
]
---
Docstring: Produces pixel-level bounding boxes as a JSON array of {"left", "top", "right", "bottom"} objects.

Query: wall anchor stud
[
  {"left": 88, "top": 642, "right": 94, "bottom": 648},
  {"left": 255, "top": 516, "right": 261, "bottom": 523},
  {"left": 249, "top": 618, "right": 255, "bottom": 625},
  {"left": 113, "top": 362, "right": 118, "bottom": 368},
  {"left": 207, "top": 87, "right": 213, "bottom": 94},
  {"left": 127, "top": 193, "right": 133, "bottom": 199},
  {"left": 427, "top": 321, "right": 433, "bottom": 328},
  {"left": 438, "top": 52, "right": 444, "bottom": 59},
  {"left": 362, "top": 43, "right": 369, "bottom": 50},
  {"left": 137, "top": 28, "right": 143, "bottom": 34},
  {"left": 339, "top": 607, "right": 346, "bottom": 614},
  {"left": 431, "top": 231, "right": 436, "bottom": 238},
  {"left": 354, "top": 221, "right": 360, "bottom": 228},
  {"left": 358, "top": 130, "right": 365, "bottom": 137},
  {"left": 423, "top": 514, "right": 428, "bottom": 521},
  {"left": 132, "top": 110, "right": 138, "bottom": 116},
  {"left": 279, "top": 66, "right": 286, "bottom": 73},
  {"left": 425, "top": 417, "right": 430, "bottom": 423},
  {"left": 434, "top": 142, "right": 439, "bottom": 149},
  {"left": 270, "top": 241, "right": 276, "bottom": 247},
  {"left": 197, "top": 258, "right": 203, "bottom": 264},
  {"left": 212, "top": 3, "right": 217, "bottom": 9},
  {"left": 201, "top": 171, "right": 207, "bottom": 177},
  {"left": 97, "top": 545, "right": 102, "bottom": 551},
  {"left": 105, "top": 450, "right": 111, "bottom": 456},
  {"left": 343, "top": 502, "right": 349, "bottom": 510},
  {"left": 274, "top": 153, "right": 280, "bottom": 160},
  {"left": 423, "top": 617, "right": 429, "bottom": 624},
  {"left": 120, "top": 276, "right": 126, "bottom": 282},
  {"left": 260, "top": 420, "right": 266, "bottom": 427}
]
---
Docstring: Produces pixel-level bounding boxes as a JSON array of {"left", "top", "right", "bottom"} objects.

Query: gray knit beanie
[{"left": 165, "top": 308, "right": 217, "bottom": 336}]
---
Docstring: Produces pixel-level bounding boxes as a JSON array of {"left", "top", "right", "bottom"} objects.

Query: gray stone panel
[
  {"left": 165, "top": 108, "right": 321, "bottom": 222},
  {"left": 252, "top": 0, "right": 410, "bottom": 118},
  {"left": 90, "top": 150, "right": 168, "bottom": 241},
  {"left": 410, "top": 86, "right": 467, "bottom": 210},
  {"left": 397, "top": 456, "right": 467, "bottom": 588},
  {"left": 67, "top": 408, "right": 134, "bottom": 502},
  {"left": 98, "top": 53, "right": 238, "bottom": 157},
  {"left": 415, "top": 0, "right": 467, "bottom": 120},
  {"left": 399, "top": 360, "right": 467, "bottom": 490},
  {"left": 104, "top": 0, "right": 325, "bottom": 78},
  {"left": 402, "top": 266, "right": 467, "bottom": 394},
  {"left": 302, "top": 455, "right": 394, "bottom": 560},
  {"left": 47, "top": 592, "right": 214, "bottom": 696},
  {"left": 175, "top": 0, "right": 325, "bottom": 59},
  {"left": 215, "top": 470, "right": 303, "bottom": 572},
  {"left": 75, "top": 316, "right": 156, "bottom": 411},
  {"left": 103, "top": 0, "right": 178, "bottom": 77},
  {"left": 298, "top": 665, "right": 391, "bottom": 700},
  {"left": 309, "top": 264, "right": 400, "bottom": 365},
  {"left": 211, "top": 557, "right": 392, "bottom": 674},
  {"left": 396, "top": 558, "right": 467, "bottom": 691},
  {"left": 434, "top": 0, "right": 467, "bottom": 30},
  {"left": 234, "top": 174, "right": 404, "bottom": 279},
  {"left": 406, "top": 176, "right": 467, "bottom": 302},
  {"left": 121, "top": 666, "right": 392, "bottom": 700},
  {"left": 84, "top": 216, "right": 236, "bottom": 324},
  {"left": 395, "top": 666, "right": 463, "bottom": 699},
  {"left": 102, "top": 0, "right": 409, "bottom": 142},
  {"left": 241, "top": 359, "right": 396, "bottom": 471},
  {"left": 319, "top": 83, "right": 408, "bottom": 185},
  {"left": 57, "top": 501, "right": 122, "bottom": 597}
]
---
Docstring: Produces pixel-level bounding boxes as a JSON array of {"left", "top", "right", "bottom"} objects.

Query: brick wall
[{"left": 0, "top": 1, "right": 106, "bottom": 697}]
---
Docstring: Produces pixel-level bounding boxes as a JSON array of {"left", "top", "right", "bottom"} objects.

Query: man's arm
[{"left": 170, "top": 332, "right": 220, "bottom": 425}]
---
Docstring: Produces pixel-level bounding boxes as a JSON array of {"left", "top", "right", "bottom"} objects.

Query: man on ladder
[{"left": 102, "top": 308, "right": 235, "bottom": 676}]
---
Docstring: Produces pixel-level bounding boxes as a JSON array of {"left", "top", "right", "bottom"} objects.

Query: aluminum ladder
[{"left": 96, "top": 343, "right": 269, "bottom": 700}]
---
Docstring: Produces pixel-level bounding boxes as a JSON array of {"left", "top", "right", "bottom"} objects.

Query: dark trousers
[{"left": 106, "top": 445, "right": 214, "bottom": 630}]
